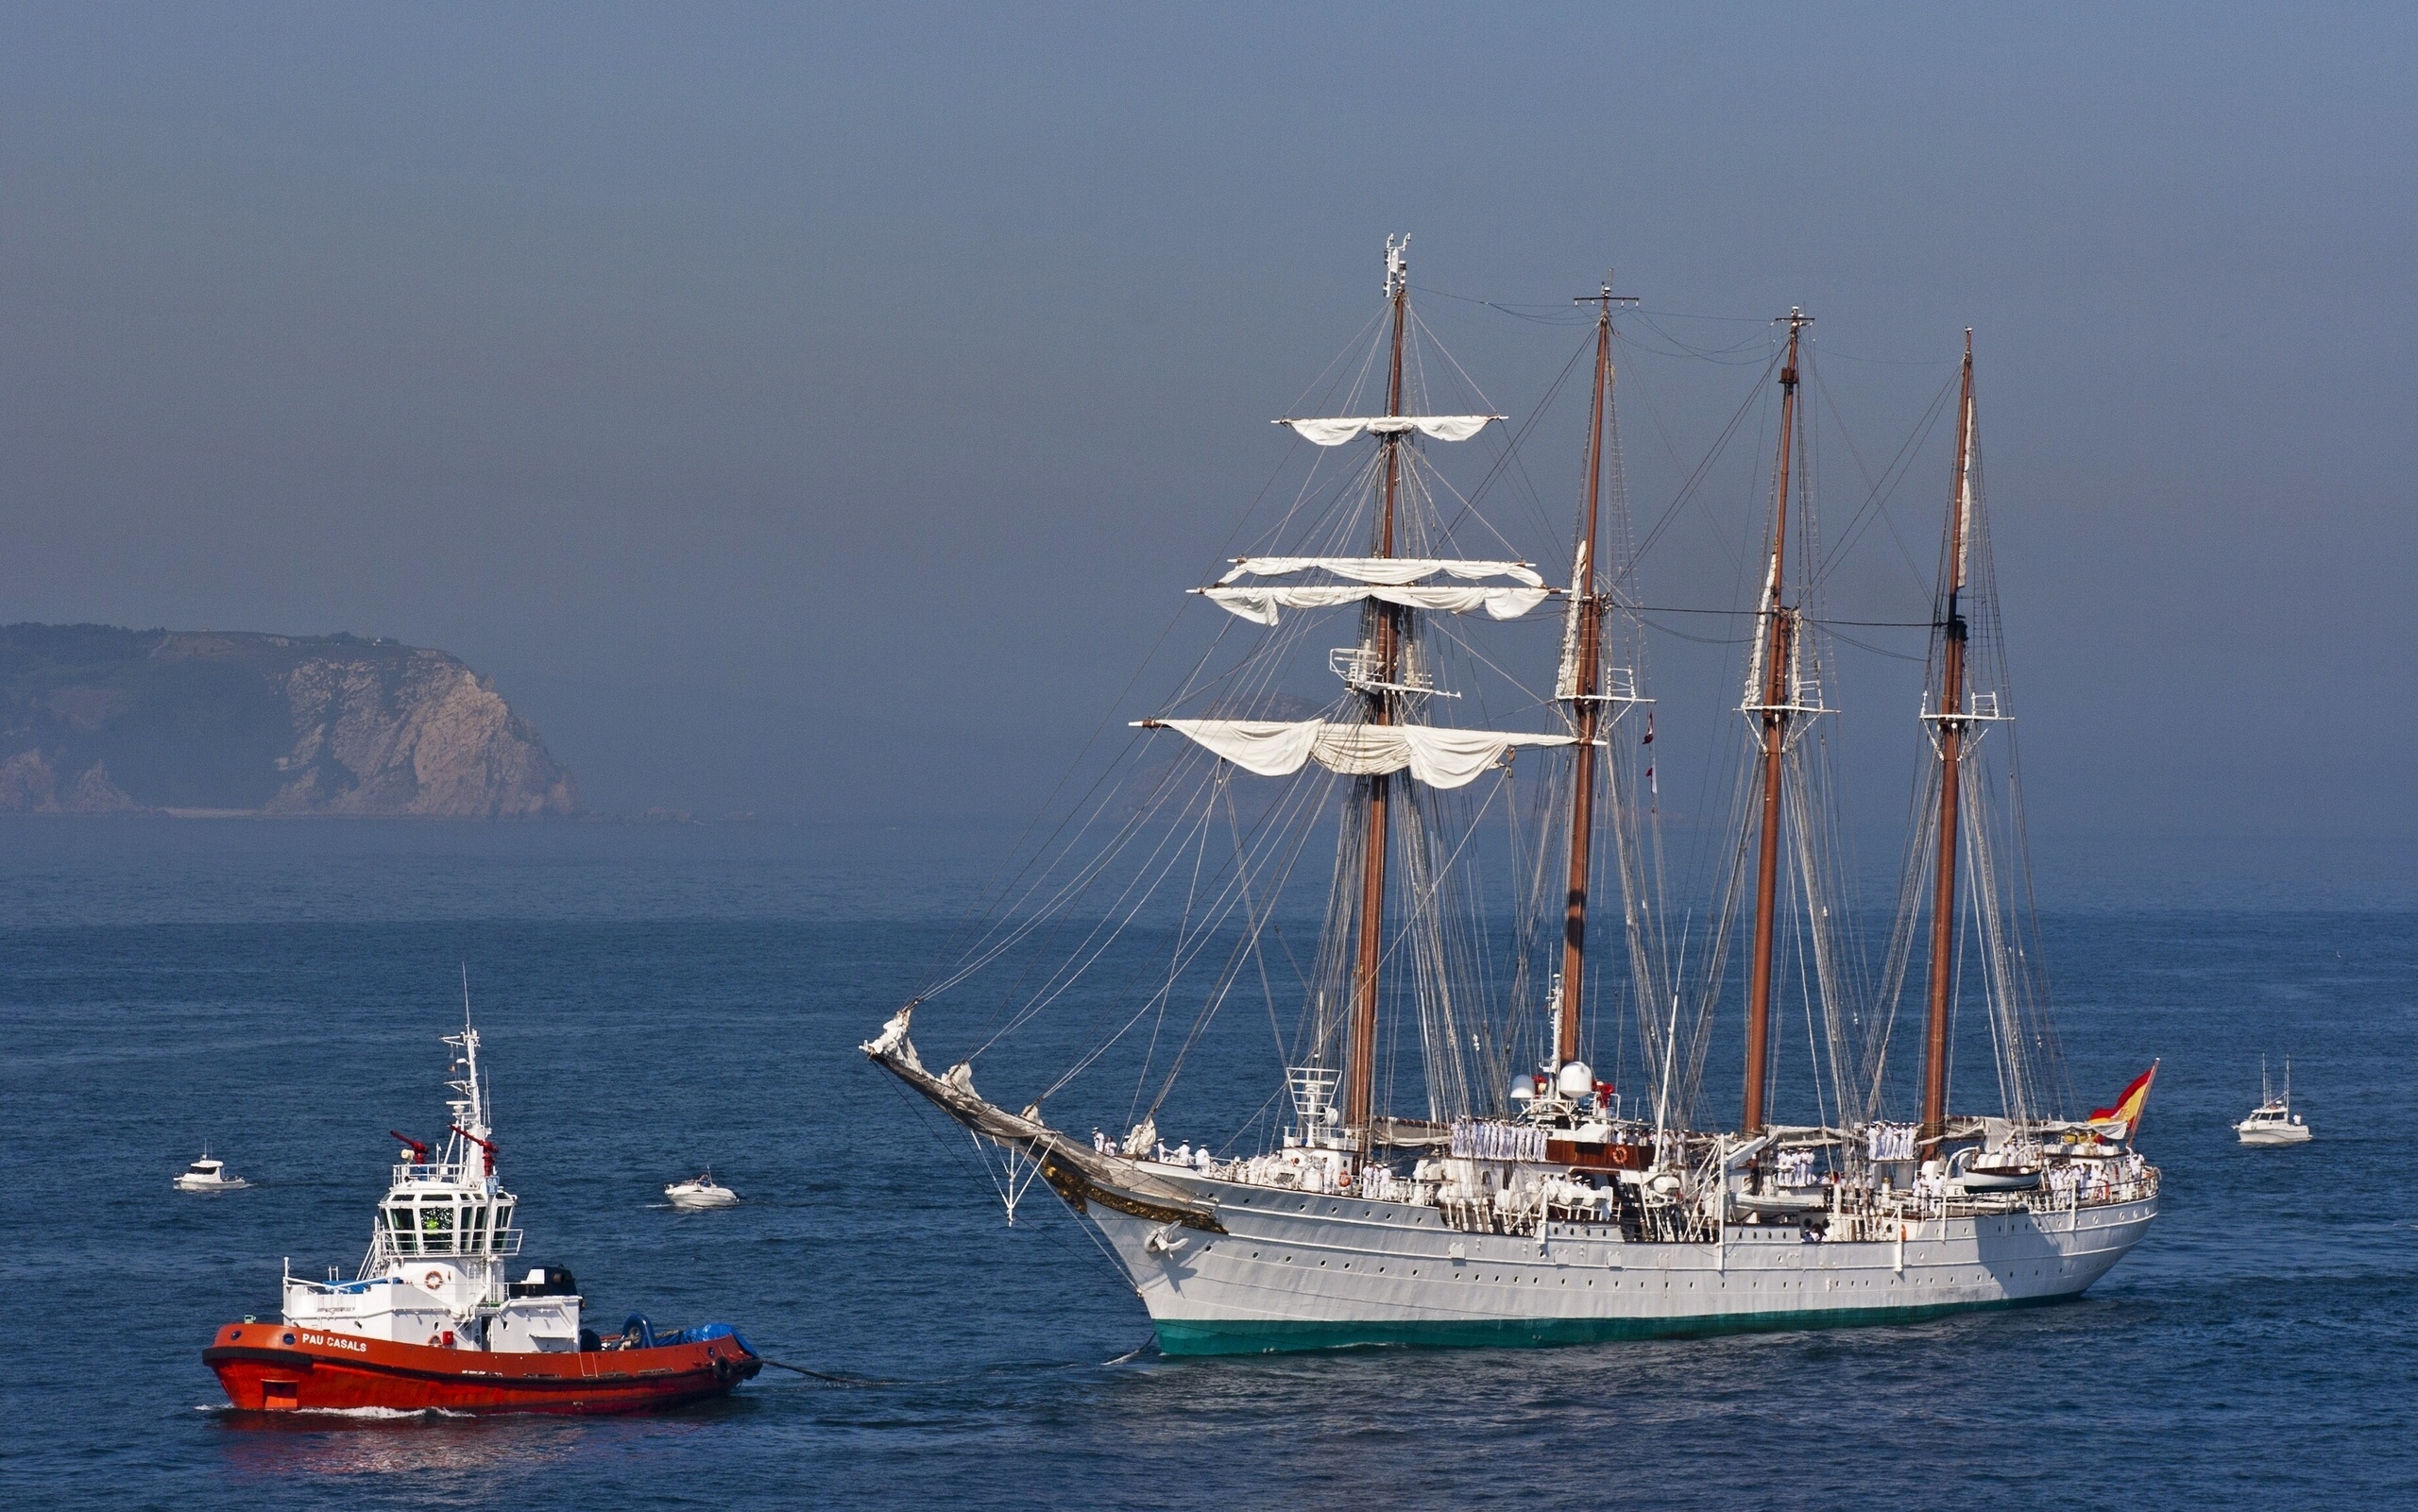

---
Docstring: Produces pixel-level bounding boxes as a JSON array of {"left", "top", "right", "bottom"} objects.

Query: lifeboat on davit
[{"left": 203, "top": 1013, "right": 761, "bottom": 1415}]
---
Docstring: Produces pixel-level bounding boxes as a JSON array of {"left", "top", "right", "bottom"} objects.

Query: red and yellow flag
[{"left": 2087, "top": 1061, "right": 2159, "bottom": 1139}]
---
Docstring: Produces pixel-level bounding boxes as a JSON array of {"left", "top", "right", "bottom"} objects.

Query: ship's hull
[
  {"left": 1082, "top": 1175, "right": 2157, "bottom": 1356},
  {"left": 203, "top": 1323, "right": 757, "bottom": 1414}
]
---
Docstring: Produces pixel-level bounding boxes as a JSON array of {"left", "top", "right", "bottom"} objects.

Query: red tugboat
[{"left": 205, "top": 1013, "right": 761, "bottom": 1414}]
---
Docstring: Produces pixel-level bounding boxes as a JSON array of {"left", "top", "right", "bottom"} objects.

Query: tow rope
[{"left": 756, "top": 1335, "right": 1155, "bottom": 1386}]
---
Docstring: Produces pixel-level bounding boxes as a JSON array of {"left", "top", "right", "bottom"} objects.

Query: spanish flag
[{"left": 2087, "top": 1061, "right": 2159, "bottom": 1140}]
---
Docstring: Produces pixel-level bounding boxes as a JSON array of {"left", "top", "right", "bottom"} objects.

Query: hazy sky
[{"left": 3, "top": 4, "right": 2410, "bottom": 839}]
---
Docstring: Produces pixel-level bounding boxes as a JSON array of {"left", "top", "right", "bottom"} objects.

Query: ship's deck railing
[{"left": 1174, "top": 1138, "right": 2156, "bottom": 1234}]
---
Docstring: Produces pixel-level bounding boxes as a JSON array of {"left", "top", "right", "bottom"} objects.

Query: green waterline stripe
[{"left": 1151, "top": 1295, "right": 2062, "bottom": 1356}]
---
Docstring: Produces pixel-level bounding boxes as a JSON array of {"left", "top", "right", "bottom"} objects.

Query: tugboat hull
[{"left": 204, "top": 1324, "right": 758, "bottom": 1415}]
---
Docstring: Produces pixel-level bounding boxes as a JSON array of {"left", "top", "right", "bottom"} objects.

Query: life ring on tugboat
[{"left": 423, "top": 1269, "right": 444, "bottom": 1291}]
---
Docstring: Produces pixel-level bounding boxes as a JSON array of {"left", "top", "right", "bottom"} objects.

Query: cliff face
[{"left": 0, "top": 624, "right": 578, "bottom": 817}]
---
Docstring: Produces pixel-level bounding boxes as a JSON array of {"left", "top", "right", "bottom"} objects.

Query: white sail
[
  {"left": 1200, "top": 583, "right": 1552, "bottom": 626},
  {"left": 1140, "top": 719, "right": 1576, "bottom": 790},
  {"left": 1218, "top": 557, "right": 1543, "bottom": 587},
  {"left": 1277, "top": 416, "right": 1501, "bottom": 447}
]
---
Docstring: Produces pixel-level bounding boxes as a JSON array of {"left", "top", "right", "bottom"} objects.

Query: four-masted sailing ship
[{"left": 865, "top": 240, "right": 2159, "bottom": 1353}]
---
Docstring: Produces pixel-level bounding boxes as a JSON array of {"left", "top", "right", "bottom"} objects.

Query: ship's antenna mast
[
  {"left": 1917, "top": 331, "right": 1977, "bottom": 1155},
  {"left": 1741, "top": 308, "right": 1811, "bottom": 1138},
  {"left": 1343, "top": 234, "right": 1411, "bottom": 1140},
  {"left": 1556, "top": 277, "right": 1640, "bottom": 1072}
]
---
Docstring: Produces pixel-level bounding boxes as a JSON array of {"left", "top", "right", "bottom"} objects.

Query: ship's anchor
[{"left": 1144, "top": 1221, "right": 1189, "bottom": 1256}]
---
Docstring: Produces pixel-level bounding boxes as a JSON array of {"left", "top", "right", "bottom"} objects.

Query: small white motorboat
[
  {"left": 175, "top": 1153, "right": 249, "bottom": 1192},
  {"left": 665, "top": 1171, "right": 740, "bottom": 1209},
  {"left": 2236, "top": 1057, "right": 2312, "bottom": 1146}
]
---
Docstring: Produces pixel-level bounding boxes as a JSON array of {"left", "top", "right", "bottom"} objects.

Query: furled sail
[
  {"left": 1218, "top": 557, "right": 1543, "bottom": 587},
  {"left": 1138, "top": 719, "right": 1577, "bottom": 790},
  {"left": 1277, "top": 416, "right": 1502, "bottom": 447},
  {"left": 1198, "top": 584, "right": 1552, "bottom": 626}
]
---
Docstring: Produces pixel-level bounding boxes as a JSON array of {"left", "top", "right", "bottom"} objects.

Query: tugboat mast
[
  {"left": 1342, "top": 235, "right": 1411, "bottom": 1139},
  {"left": 1918, "top": 331, "right": 1978, "bottom": 1152},
  {"left": 1741, "top": 309, "right": 1811, "bottom": 1137}
]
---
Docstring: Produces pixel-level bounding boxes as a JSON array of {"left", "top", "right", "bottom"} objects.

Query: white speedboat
[
  {"left": 665, "top": 1172, "right": 740, "bottom": 1209},
  {"left": 175, "top": 1153, "right": 249, "bottom": 1192},
  {"left": 2236, "top": 1058, "right": 2311, "bottom": 1146}
]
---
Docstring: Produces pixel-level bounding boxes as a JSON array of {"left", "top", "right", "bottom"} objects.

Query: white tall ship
[{"left": 866, "top": 243, "right": 2159, "bottom": 1353}]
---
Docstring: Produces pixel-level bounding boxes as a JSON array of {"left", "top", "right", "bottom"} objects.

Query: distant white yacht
[
  {"left": 175, "top": 1151, "right": 249, "bottom": 1192},
  {"left": 665, "top": 1172, "right": 740, "bottom": 1209},
  {"left": 2236, "top": 1059, "right": 2311, "bottom": 1146}
]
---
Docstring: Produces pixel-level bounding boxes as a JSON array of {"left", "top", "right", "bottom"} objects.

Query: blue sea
[{"left": 2, "top": 819, "right": 2412, "bottom": 1509}]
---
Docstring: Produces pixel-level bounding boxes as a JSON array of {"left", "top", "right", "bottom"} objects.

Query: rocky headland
[{"left": 0, "top": 624, "right": 578, "bottom": 817}]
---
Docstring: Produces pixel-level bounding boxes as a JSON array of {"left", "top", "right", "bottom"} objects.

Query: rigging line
[
  {"left": 1626, "top": 348, "right": 1783, "bottom": 575},
  {"left": 1807, "top": 367, "right": 1953, "bottom": 598},
  {"left": 1284, "top": 302, "right": 1391, "bottom": 418},
  {"left": 1630, "top": 311, "right": 1775, "bottom": 353},
  {"left": 937, "top": 326, "right": 1358, "bottom": 982},
  {"left": 974, "top": 757, "right": 1229, "bottom": 1054},
  {"left": 1406, "top": 446, "right": 1524, "bottom": 557},
  {"left": 1638, "top": 617, "right": 1753, "bottom": 646},
  {"left": 1824, "top": 627, "right": 1928, "bottom": 663},
  {"left": 944, "top": 737, "right": 1208, "bottom": 1000},
  {"left": 934, "top": 423, "right": 1313, "bottom": 1004},
  {"left": 1289, "top": 303, "right": 1393, "bottom": 424},
  {"left": 1610, "top": 603, "right": 1939, "bottom": 627},
  {"left": 1624, "top": 315, "right": 1777, "bottom": 365},
  {"left": 1609, "top": 335, "right": 1695, "bottom": 484},
  {"left": 1041, "top": 760, "right": 1336, "bottom": 1100},
  {"left": 1408, "top": 282, "right": 1596, "bottom": 325},
  {"left": 939, "top": 749, "right": 1163, "bottom": 1012},
  {"left": 1428, "top": 616, "right": 1554, "bottom": 717},
  {"left": 1407, "top": 305, "right": 1502, "bottom": 416},
  {"left": 875, "top": 1079, "right": 1135, "bottom": 1294},
  {"left": 1632, "top": 306, "right": 1776, "bottom": 327},
  {"left": 1365, "top": 770, "right": 1511, "bottom": 983},
  {"left": 1221, "top": 779, "right": 1295, "bottom": 1065},
  {"left": 1450, "top": 333, "right": 1590, "bottom": 535},
  {"left": 1817, "top": 348, "right": 1964, "bottom": 367},
  {"left": 1149, "top": 765, "right": 1337, "bottom": 1113},
  {"left": 1126, "top": 774, "right": 1224, "bottom": 1125}
]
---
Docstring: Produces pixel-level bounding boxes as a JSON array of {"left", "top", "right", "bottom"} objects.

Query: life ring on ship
[{"left": 423, "top": 1269, "right": 444, "bottom": 1291}]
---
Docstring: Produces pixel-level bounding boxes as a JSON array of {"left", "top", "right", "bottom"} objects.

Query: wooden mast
[
  {"left": 1556, "top": 282, "right": 1632, "bottom": 1070},
  {"left": 1741, "top": 309, "right": 1810, "bottom": 1138},
  {"left": 1343, "top": 237, "right": 1411, "bottom": 1139},
  {"left": 1918, "top": 331, "right": 1978, "bottom": 1151}
]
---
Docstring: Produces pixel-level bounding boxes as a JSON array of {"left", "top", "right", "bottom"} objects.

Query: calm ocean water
[{"left": 2, "top": 819, "right": 2412, "bottom": 1509}]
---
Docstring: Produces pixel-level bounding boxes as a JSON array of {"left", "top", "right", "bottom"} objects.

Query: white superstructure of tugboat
[
  {"left": 264, "top": 1019, "right": 575, "bottom": 1351},
  {"left": 865, "top": 244, "right": 2161, "bottom": 1353},
  {"left": 2237, "top": 1058, "right": 2312, "bottom": 1146},
  {"left": 174, "top": 1152, "right": 248, "bottom": 1193}
]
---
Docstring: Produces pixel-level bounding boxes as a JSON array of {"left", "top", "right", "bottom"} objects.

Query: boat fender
[{"left": 712, "top": 1353, "right": 737, "bottom": 1384}]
